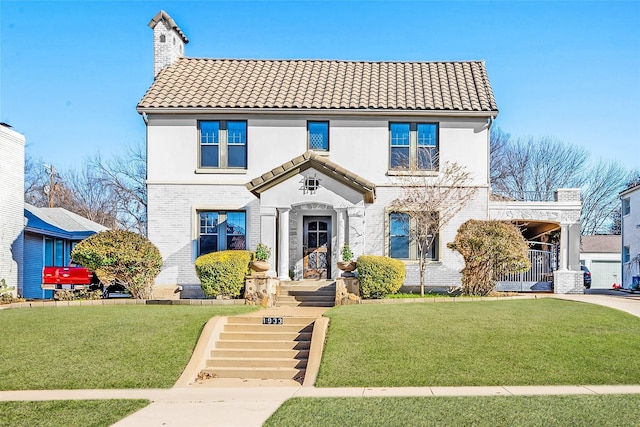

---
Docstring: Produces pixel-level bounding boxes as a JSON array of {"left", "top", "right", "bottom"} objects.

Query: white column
[
  {"left": 336, "top": 208, "right": 347, "bottom": 259},
  {"left": 277, "top": 208, "right": 290, "bottom": 280},
  {"left": 260, "top": 207, "right": 277, "bottom": 277},
  {"left": 559, "top": 223, "right": 569, "bottom": 270}
]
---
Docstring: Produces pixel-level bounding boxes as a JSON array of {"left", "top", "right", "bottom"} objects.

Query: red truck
[{"left": 41, "top": 264, "right": 99, "bottom": 291}]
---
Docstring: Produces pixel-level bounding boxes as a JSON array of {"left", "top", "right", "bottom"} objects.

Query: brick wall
[
  {"left": 152, "top": 19, "right": 185, "bottom": 77},
  {"left": 148, "top": 183, "right": 259, "bottom": 287},
  {"left": 365, "top": 186, "right": 489, "bottom": 289}
]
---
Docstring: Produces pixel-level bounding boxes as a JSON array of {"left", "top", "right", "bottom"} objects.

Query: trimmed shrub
[
  {"left": 447, "top": 219, "right": 531, "bottom": 296},
  {"left": 71, "top": 230, "right": 162, "bottom": 300},
  {"left": 54, "top": 289, "right": 103, "bottom": 301},
  {"left": 195, "top": 250, "right": 252, "bottom": 298},
  {"left": 357, "top": 255, "right": 406, "bottom": 299}
]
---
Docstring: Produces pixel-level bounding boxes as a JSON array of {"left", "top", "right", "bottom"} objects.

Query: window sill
[
  {"left": 392, "top": 259, "right": 441, "bottom": 265},
  {"left": 310, "top": 150, "right": 330, "bottom": 156},
  {"left": 386, "top": 170, "right": 439, "bottom": 177},
  {"left": 195, "top": 168, "right": 247, "bottom": 174}
]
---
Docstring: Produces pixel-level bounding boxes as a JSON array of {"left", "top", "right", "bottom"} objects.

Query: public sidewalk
[{"left": 3, "top": 384, "right": 640, "bottom": 427}]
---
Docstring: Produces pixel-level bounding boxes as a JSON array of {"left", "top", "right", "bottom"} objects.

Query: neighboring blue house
[{"left": 22, "top": 203, "right": 107, "bottom": 299}]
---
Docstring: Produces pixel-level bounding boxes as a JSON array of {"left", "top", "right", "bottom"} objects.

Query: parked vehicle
[
  {"left": 41, "top": 264, "right": 99, "bottom": 291},
  {"left": 581, "top": 265, "right": 592, "bottom": 289}
]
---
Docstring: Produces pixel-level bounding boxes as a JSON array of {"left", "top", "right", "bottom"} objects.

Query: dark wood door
[{"left": 303, "top": 217, "right": 331, "bottom": 279}]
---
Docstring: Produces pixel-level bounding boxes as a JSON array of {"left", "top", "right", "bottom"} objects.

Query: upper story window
[
  {"left": 622, "top": 198, "right": 630, "bottom": 216},
  {"left": 388, "top": 212, "right": 438, "bottom": 261},
  {"left": 308, "top": 121, "right": 329, "bottom": 151},
  {"left": 199, "top": 121, "right": 247, "bottom": 169},
  {"left": 198, "top": 211, "right": 246, "bottom": 256},
  {"left": 390, "top": 123, "right": 438, "bottom": 171}
]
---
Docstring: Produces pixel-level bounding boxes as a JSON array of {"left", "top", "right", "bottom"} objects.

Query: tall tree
[
  {"left": 89, "top": 142, "right": 147, "bottom": 234},
  {"left": 390, "top": 161, "right": 478, "bottom": 296},
  {"left": 24, "top": 141, "right": 147, "bottom": 233}
]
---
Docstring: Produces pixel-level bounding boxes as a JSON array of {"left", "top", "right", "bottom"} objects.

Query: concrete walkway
[{"left": 2, "top": 292, "right": 639, "bottom": 427}]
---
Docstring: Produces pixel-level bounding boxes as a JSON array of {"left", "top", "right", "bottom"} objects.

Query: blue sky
[{"left": 2, "top": 0, "right": 639, "bottom": 171}]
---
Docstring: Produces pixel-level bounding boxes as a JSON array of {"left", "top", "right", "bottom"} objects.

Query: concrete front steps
[
  {"left": 277, "top": 280, "right": 335, "bottom": 307},
  {"left": 200, "top": 315, "right": 318, "bottom": 383}
]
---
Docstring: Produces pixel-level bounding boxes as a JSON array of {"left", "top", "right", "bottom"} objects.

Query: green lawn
[
  {"left": 317, "top": 298, "right": 640, "bottom": 387},
  {"left": 0, "top": 305, "right": 258, "bottom": 390},
  {"left": 0, "top": 400, "right": 149, "bottom": 427},
  {"left": 265, "top": 395, "right": 640, "bottom": 427}
]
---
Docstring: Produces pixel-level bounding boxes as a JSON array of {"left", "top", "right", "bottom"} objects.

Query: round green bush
[
  {"left": 357, "top": 255, "right": 406, "bottom": 299},
  {"left": 71, "top": 230, "right": 162, "bottom": 300},
  {"left": 194, "top": 250, "right": 252, "bottom": 298}
]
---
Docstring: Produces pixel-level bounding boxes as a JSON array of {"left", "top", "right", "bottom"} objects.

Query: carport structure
[{"left": 489, "top": 188, "right": 583, "bottom": 294}]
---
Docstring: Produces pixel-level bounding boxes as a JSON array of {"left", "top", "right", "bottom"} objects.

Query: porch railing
[{"left": 500, "top": 242, "right": 558, "bottom": 283}]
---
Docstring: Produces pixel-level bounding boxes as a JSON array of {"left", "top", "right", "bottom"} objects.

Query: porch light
[{"left": 300, "top": 172, "right": 321, "bottom": 195}]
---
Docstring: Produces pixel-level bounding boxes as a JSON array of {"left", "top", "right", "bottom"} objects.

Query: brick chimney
[{"left": 148, "top": 10, "right": 189, "bottom": 78}]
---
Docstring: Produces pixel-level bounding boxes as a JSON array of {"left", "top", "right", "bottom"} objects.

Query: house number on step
[{"left": 263, "top": 317, "right": 284, "bottom": 325}]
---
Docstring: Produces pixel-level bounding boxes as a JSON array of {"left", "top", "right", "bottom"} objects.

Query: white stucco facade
[{"left": 146, "top": 114, "right": 492, "bottom": 290}]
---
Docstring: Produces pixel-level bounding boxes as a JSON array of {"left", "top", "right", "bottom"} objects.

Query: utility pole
[{"left": 44, "top": 164, "right": 58, "bottom": 208}]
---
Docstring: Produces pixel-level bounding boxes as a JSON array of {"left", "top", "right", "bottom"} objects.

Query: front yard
[
  {"left": 1, "top": 304, "right": 258, "bottom": 390},
  {"left": 3, "top": 298, "right": 640, "bottom": 426},
  {"left": 317, "top": 298, "right": 640, "bottom": 386}
]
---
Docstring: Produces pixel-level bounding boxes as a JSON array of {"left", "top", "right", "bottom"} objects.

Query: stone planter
[
  {"left": 337, "top": 261, "right": 357, "bottom": 276},
  {"left": 244, "top": 276, "right": 279, "bottom": 307},
  {"left": 250, "top": 260, "right": 270, "bottom": 277}
]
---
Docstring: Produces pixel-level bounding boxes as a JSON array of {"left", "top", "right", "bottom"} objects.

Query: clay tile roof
[
  {"left": 581, "top": 235, "right": 622, "bottom": 253},
  {"left": 138, "top": 58, "right": 498, "bottom": 113},
  {"left": 246, "top": 151, "right": 376, "bottom": 203}
]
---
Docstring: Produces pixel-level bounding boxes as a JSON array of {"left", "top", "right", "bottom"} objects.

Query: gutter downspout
[{"left": 486, "top": 115, "right": 495, "bottom": 202}]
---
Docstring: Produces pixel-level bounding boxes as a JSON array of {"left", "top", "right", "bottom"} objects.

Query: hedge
[
  {"left": 194, "top": 250, "right": 252, "bottom": 298},
  {"left": 357, "top": 255, "right": 406, "bottom": 299}
]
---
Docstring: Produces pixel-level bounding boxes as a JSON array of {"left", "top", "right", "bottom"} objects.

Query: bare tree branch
[{"left": 390, "top": 160, "right": 478, "bottom": 296}]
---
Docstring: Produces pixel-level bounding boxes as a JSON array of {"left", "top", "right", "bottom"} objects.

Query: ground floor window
[
  {"left": 198, "top": 211, "right": 246, "bottom": 256},
  {"left": 44, "top": 237, "right": 66, "bottom": 266},
  {"left": 388, "top": 212, "right": 438, "bottom": 261}
]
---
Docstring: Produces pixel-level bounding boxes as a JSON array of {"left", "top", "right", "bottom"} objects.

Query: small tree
[
  {"left": 71, "top": 230, "right": 162, "bottom": 299},
  {"left": 390, "top": 161, "right": 478, "bottom": 296},
  {"left": 447, "top": 220, "right": 530, "bottom": 296}
]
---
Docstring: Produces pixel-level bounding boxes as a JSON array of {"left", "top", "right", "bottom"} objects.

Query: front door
[{"left": 303, "top": 216, "right": 331, "bottom": 279}]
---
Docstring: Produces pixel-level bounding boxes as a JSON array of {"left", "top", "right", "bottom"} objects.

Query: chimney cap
[{"left": 148, "top": 10, "right": 189, "bottom": 44}]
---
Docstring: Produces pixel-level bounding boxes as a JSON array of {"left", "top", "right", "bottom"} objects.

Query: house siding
[
  {"left": 0, "top": 125, "right": 25, "bottom": 296},
  {"left": 621, "top": 186, "right": 640, "bottom": 288},
  {"left": 22, "top": 233, "right": 51, "bottom": 299}
]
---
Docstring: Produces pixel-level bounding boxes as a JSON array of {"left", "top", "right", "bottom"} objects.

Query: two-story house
[
  {"left": 138, "top": 11, "right": 583, "bottom": 298},
  {"left": 620, "top": 183, "right": 640, "bottom": 290}
]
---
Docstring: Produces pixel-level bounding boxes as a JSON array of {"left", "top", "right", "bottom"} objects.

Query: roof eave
[
  {"left": 246, "top": 151, "right": 377, "bottom": 202},
  {"left": 136, "top": 106, "right": 499, "bottom": 118}
]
